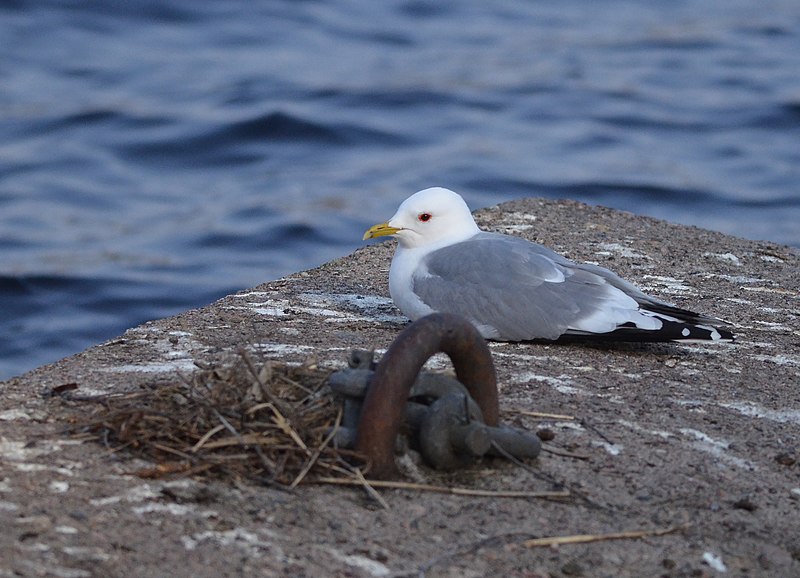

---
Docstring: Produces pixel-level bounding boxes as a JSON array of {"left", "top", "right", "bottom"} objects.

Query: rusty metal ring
[{"left": 354, "top": 313, "right": 499, "bottom": 478}]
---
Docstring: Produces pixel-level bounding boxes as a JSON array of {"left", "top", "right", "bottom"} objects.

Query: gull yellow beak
[{"left": 363, "top": 222, "right": 400, "bottom": 241}]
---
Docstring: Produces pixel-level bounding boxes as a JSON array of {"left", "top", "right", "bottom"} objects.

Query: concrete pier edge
[{"left": 2, "top": 197, "right": 799, "bottom": 577}]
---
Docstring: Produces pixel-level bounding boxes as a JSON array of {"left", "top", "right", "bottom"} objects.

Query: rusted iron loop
[{"left": 354, "top": 313, "right": 499, "bottom": 478}]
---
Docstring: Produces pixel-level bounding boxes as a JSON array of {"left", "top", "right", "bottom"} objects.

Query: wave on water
[
  {"left": 0, "top": 274, "right": 232, "bottom": 381},
  {"left": 1, "top": 0, "right": 799, "bottom": 380}
]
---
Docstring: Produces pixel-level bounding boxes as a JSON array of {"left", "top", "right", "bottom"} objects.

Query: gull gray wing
[{"left": 411, "top": 232, "right": 627, "bottom": 340}]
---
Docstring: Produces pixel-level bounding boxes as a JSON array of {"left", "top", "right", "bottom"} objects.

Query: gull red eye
[{"left": 418, "top": 213, "right": 432, "bottom": 222}]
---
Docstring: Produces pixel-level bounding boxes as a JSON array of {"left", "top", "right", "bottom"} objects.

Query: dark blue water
[{"left": 2, "top": 1, "right": 799, "bottom": 380}]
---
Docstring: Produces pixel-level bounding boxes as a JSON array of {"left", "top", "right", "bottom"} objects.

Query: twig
[
  {"left": 213, "top": 408, "right": 277, "bottom": 476},
  {"left": 289, "top": 408, "right": 342, "bottom": 488},
  {"left": 270, "top": 406, "right": 309, "bottom": 452},
  {"left": 491, "top": 442, "right": 607, "bottom": 511},
  {"left": 244, "top": 402, "right": 276, "bottom": 415},
  {"left": 151, "top": 443, "right": 195, "bottom": 460},
  {"left": 214, "top": 409, "right": 245, "bottom": 443},
  {"left": 276, "top": 373, "right": 315, "bottom": 396},
  {"left": 581, "top": 419, "right": 615, "bottom": 445},
  {"left": 317, "top": 456, "right": 370, "bottom": 478},
  {"left": 542, "top": 446, "right": 591, "bottom": 460},
  {"left": 191, "top": 424, "right": 226, "bottom": 453},
  {"left": 510, "top": 409, "right": 576, "bottom": 420},
  {"left": 352, "top": 468, "right": 390, "bottom": 510},
  {"left": 195, "top": 433, "right": 280, "bottom": 449},
  {"left": 239, "top": 349, "right": 284, "bottom": 408},
  {"left": 316, "top": 478, "right": 570, "bottom": 499},
  {"left": 489, "top": 440, "right": 568, "bottom": 491},
  {"left": 523, "top": 525, "right": 686, "bottom": 548}
]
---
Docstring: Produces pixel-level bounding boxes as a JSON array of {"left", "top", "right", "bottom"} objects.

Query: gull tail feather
[{"left": 561, "top": 302, "right": 735, "bottom": 343}]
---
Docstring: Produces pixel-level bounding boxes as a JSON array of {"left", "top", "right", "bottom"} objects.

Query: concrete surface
[{"left": 1, "top": 198, "right": 799, "bottom": 577}]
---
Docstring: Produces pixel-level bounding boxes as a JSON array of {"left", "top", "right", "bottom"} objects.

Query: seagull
[{"left": 363, "top": 187, "right": 734, "bottom": 342}]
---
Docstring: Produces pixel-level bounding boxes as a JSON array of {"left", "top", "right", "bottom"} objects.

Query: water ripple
[{"left": 1, "top": 0, "right": 799, "bottom": 379}]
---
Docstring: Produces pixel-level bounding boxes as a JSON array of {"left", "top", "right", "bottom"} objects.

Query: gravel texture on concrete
[{"left": 1, "top": 198, "right": 799, "bottom": 578}]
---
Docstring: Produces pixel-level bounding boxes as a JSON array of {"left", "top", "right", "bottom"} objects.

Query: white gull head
[{"left": 363, "top": 187, "right": 480, "bottom": 249}]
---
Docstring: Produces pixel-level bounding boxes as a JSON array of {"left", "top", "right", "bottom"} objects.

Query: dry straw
[
  {"left": 60, "top": 350, "right": 564, "bottom": 505},
  {"left": 66, "top": 350, "right": 362, "bottom": 486}
]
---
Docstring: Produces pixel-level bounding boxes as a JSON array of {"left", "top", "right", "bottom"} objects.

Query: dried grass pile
[
  {"left": 58, "top": 351, "right": 570, "bottom": 505},
  {"left": 68, "top": 352, "right": 364, "bottom": 487}
]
